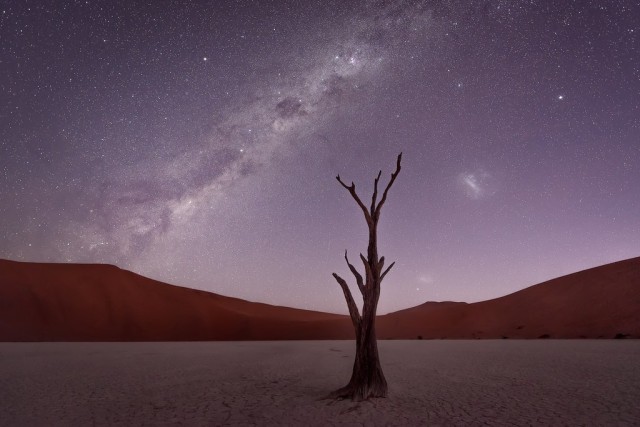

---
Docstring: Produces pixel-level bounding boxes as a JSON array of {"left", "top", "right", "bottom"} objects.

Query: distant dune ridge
[{"left": 0, "top": 257, "right": 638, "bottom": 341}]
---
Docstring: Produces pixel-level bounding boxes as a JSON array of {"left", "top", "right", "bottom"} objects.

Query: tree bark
[{"left": 328, "top": 153, "right": 402, "bottom": 401}]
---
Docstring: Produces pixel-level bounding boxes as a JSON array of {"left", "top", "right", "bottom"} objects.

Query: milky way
[{"left": 2, "top": 1, "right": 639, "bottom": 313}]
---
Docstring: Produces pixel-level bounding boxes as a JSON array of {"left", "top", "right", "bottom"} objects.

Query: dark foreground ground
[{"left": 0, "top": 341, "right": 639, "bottom": 426}]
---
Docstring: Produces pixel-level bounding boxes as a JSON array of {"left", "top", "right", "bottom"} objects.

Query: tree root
[{"left": 322, "top": 383, "right": 388, "bottom": 401}]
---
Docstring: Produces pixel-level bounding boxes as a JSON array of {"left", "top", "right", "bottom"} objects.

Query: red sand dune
[{"left": 1, "top": 257, "right": 638, "bottom": 341}]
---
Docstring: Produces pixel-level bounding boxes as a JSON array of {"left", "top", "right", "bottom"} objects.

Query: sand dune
[
  {"left": 377, "top": 257, "right": 640, "bottom": 339},
  {"left": 1, "top": 257, "right": 638, "bottom": 341},
  {"left": 0, "top": 260, "right": 350, "bottom": 341}
]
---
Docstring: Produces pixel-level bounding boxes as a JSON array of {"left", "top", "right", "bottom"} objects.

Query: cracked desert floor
[{"left": 1, "top": 340, "right": 639, "bottom": 426}]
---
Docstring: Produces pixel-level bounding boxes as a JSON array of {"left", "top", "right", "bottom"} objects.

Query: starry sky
[{"left": 2, "top": 0, "right": 639, "bottom": 314}]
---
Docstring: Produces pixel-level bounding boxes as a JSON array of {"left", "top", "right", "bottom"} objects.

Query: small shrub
[
  {"left": 614, "top": 333, "right": 629, "bottom": 339},
  {"left": 539, "top": 334, "right": 550, "bottom": 339},
  {"left": 417, "top": 335, "right": 423, "bottom": 340}
]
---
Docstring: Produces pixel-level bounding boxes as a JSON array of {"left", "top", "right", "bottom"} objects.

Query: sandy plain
[{"left": 1, "top": 341, "right": 639, "bottom": 426}]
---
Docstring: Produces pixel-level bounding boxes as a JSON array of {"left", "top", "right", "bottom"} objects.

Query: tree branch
[
  {"left": 378, "top": 256, "right": 385, "bottom": 274},
  {"left": 374, "top": 153, "right": 402, "bottom": 218},
  {"left": 332, "top": 273, "right": 361, "bottom": 328},
  {"left": 359, "top": 253, "right": 373, "bottom": 288},
  {"left": 380, "top": 261, "right": 395, "bottom": 282},
  {"left": 344, "top": 250, "right": 365, "bottom": 296},
  {"left": 336, "top": 175, "right": 372, "bottom": 225},
  {"left": 370, "top": 170, "right": 382, "bottom": 215}
]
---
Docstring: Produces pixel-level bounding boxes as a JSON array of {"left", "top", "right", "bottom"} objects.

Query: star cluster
[{"left": 1, "top": 0, "right": 639, "bottom": 314}]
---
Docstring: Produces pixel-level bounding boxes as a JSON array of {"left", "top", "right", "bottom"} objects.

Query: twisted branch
[
  {"left": 336, "top": 175, "right": 372, "bottom": 225},
  {"left": 370, "top": 170, "right": 382, "bottom": 215},
  {"left": 332, "top": 273, "right": 361, "bottom": 328},
  {"left": 374, "top": 153, "right": 402, "bottom": 219},
  {"left": 360, "top": 253, "right": 373, "bottom": 288},
  {"left": 380, "top": 261, "right": 396, "bottom": 282},
  {"left": 344, "top": 250, "right": 365, "bottom": 296}
]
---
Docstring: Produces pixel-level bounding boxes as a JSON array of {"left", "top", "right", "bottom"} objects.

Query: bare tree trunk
[{"left": 328, "top": 153, "right": 402, "bottom": 401}]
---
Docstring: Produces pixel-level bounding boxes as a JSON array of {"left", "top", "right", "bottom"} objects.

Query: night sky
[{"left": 2, "top": 1, "right": 639, "bottom": 314}]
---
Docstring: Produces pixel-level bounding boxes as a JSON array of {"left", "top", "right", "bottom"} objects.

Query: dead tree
[{"left": 329, "top": 153, "right": 402, "bottom": 400}]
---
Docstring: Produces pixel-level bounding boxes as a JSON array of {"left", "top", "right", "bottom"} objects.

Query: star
[{"left": 2, "top": 0, "right": 636, "bottom": 316}]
